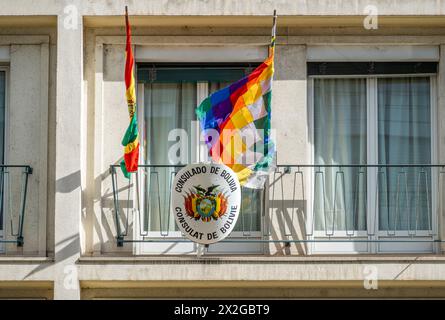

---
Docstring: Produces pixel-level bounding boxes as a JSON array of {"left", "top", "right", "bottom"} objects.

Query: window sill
[{"left": 0, "top": 256, "right": 53, "bottom": 264}]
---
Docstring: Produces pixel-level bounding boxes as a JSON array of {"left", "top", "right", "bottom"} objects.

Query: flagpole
[
  {"left": 125, "top": 6, "right": 129, "bottom": 30},
  {"left": 269, "top": 10, "right": 277, "bottom": 57},
  {"left": 121, "top": 5, "right": 140, "bottom": 178}
]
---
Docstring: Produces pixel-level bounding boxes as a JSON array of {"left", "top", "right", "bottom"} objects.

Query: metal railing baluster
[
  {"left": 279, "top": 166, "right": 289, "bottom": 237},
  {"left": 0, "top": 168, "right": 3, "bottom": 236},
  {"left": 242, "top": 187, "right": 253, "bottom": 237},
  {"left": 148, "top": 171, "right": 162, "bottom": 236},
  {"left": 414, "top": 168, "right": 430, "bottom": 236},
  {"left": 7, "top": 171, "right": 16, "bottom": 237},
  {"left": 143, "top": 168, "right": 150, "bottom": 234},
  {"left": 377, "top": 168, "right": 389, "bottom": 236},
  {"left": 333, "top": 168, "right": 346, "bottom": 237},
  {"left": 16, "top": 168, "right": 30, "bottom": 246},
  {"left": 163, "top": 169, "right": 176, "bottom": 237},
  {"left": 267, "top": 169, "right": 280, "bottom": 237},
  {"left": 425, "top": 168, "right": 432, "bottom": 236},
  {"left": 121, "top": 176, "right": 131, "bottom": 238},
  {"left": 394, "top": 171, "right": 403, "bottom": 236},
  {"left": 137, "top": 168, "right": 149, "bottom": 237},
  {"left": 313, "top": 167, "right": 327, "bottom": 237},
  {"left": 438, "top": 167, "right": 445, "bottom": 237},
  {"left": 110, "top": 166, "right": 122, "bottom": 246},
  {"left": 0, "top": 166, "right": 33, "bottom": 247},
  {"left": 291, "top": 167, "right": 305, "bottom": 236},
  {"left": 352, "top": 168, "right": 366, "bottom": 236},
  {"left": 279, "top": 169, "right": 285, "bottom": 236},
  {"left": 403, "top": 171, "right": 410, "bottom": 235}
]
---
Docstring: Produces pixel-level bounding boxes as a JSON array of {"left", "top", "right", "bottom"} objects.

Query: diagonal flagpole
[
  {"left": 269, "top": 10, "right": 277, "bottom": 57},
  {"left": 125, "top": 5, "right": 136, "bottom": 119},
  {"left": 265, "top": 10, "right": 277, "bottom": 170}
]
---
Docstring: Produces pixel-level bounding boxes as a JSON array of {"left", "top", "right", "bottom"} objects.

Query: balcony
[
  {"left": 110, "top": 164, "right": 445, "bottom": 254},
  {"left": 0, "top": 165, "right": 33, "bottom": 249}
]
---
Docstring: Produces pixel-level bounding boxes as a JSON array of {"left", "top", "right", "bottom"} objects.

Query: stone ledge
[
  {"left": 78, "top": 254, "right": 445, "bottom": 264},
  {"left": 0, "top": 257, "right": 54, "bottom": 264}
]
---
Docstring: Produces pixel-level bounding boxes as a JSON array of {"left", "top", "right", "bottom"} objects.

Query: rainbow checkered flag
[
  {"left": 120, "top": 7, "right": 139, "bottom": 179},
  {"left": 196, "top": 12, "right": 277, "bottom": 188}
]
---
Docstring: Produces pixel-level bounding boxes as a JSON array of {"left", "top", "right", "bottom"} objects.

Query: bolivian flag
[{"left": 120, "top": 7, "right": 139, "bottom": 178}]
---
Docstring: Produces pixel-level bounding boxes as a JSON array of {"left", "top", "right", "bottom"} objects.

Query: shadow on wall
[
  {"left": 55, "top": 166, "right": 132, "bottom": 256},
  {"left": 96, "top": 160, "right": 134, "bottom": 254},
  {"left": 53, "top": 170, "right": 82, "bottom": 265},
  {"left": 267, "top": 170, "right": 308, "bottom": 255},
  {"left": 25, "top": 234, "right": 80, "bottom": 279},
  {"left": 55, "top": 170, "right": 80, "bottom": 193}
]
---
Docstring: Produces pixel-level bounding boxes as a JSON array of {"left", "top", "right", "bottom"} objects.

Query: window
[
  {"left": 377, "top": 77, "right": 432, "bottom": 232},
  {"left": 137, "top": 64, "right": 263, "bottom": 254},
  {"left": 310, "top": 62, "right": 437, "bottom": 253},
  {"left": 0, "top": 69, "right": 6, "bottom": 242}
]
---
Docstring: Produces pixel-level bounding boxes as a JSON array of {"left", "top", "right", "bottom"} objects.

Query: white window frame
[
  {"left": 308, "top": 73, "right": 439, "bottom": 254},
  {"left": 0, "top": 66, "right": 9, "bottom": 253},
  {"left": 135, "top": 71, "right": 264, "bottom": 255}
]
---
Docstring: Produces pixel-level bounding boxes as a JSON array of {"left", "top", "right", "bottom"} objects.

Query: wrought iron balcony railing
[
  {"left": 0, "top": 165, "right": 33, "bottom": 247},
  {"left": 110, "top": 164, "right": 445, "bottom": 249}
]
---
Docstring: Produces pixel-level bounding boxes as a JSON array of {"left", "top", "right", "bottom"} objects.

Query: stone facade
[{"left": 0, "top": 0, "right": 445, "bottom": 299}]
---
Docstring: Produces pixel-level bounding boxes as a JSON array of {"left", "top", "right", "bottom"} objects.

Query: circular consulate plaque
[{"left": 171, "top": 163, "right": 241, "bottom": 245}]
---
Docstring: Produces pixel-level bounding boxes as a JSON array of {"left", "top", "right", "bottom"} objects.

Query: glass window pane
[
  {"left": 144, "top": 82, "right": 196, "bottom": 165},
  {"left": 313, "top": 78, "right": 367, "bottom": 232},
  {"left": 378, "top": 77, "right": 432, "bottom": 231}
]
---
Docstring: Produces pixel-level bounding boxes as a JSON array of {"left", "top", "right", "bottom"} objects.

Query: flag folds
[
  {"left": 196, "top": 51, "right": 275, "bottom": 188},
  {"left": 120, "top": 8, "right": 139, "bottom": 179}
]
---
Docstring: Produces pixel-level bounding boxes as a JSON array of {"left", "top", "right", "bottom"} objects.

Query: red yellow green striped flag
[{"left": 120, "top": 7, "right": 139, "bottom": 178}]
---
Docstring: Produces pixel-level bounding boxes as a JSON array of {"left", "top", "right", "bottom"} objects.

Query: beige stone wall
[
  {"left": 1, "top": 24, "right": 444, "bottom": 258},
  {"left": 267, "top": 44, "right": 308, "bottom": 255},
  {"left": 1, "top": 0, "right": 445, "bottom": 299}
]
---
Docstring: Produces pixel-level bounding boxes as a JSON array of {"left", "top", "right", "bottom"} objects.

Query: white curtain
[
  {"left": 144, "top": 82, "right": 197, "bottom": 232},
  {"left": 378, "top": 77, "right": 431, "bottom": 231},
  {"left": 314, "top": 78, "right": 367, "bottom": 232}
]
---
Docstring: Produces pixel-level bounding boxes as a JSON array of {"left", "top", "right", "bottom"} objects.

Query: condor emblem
[
  {"left": 184, "top": 185, "right": 228, "bottom": 222},
  {"left": 172, "top": 163, "right": 241, "bottom": 244}
]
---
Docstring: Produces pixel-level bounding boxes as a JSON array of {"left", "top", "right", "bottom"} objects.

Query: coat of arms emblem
[
  {"left": 183, "top": 185, "right": 228, "bottom": 222},
  {"left": 172, "top": 163, "right": 241, "bottom": 244}
]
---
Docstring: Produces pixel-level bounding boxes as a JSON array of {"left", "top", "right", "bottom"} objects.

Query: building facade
[{"left": 1, "top": 0, "right": 445, "bottom": 299}]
